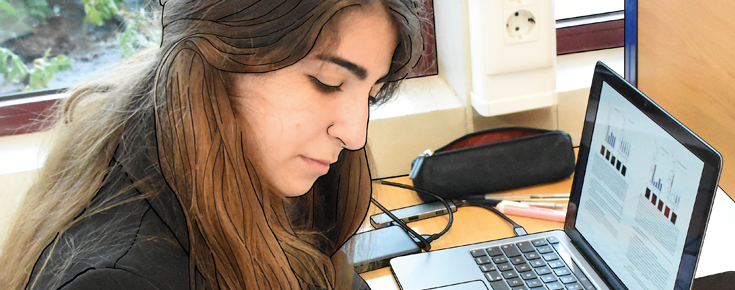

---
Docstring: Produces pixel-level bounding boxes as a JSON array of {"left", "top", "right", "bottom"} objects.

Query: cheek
[{"left": 226, "top": 72, "right": 331, "bottom": 196}]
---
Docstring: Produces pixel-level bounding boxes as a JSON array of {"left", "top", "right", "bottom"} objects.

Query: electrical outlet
[
  {"left": 467, "top": 0, "right": 556, "bottom": 116},
  {"left": 505, "top": 9, "right": 537, "bottom": 44},
  {"left": 502, "top": 0, "right": 541, "bottom": 45},
  {"left": 469, "top": 0, "right": 553, "bottom": 75}
]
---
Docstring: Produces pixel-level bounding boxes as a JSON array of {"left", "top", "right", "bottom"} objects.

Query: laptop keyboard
[{"left": 470, "top": 236, "right": 596, "bottom": 290}]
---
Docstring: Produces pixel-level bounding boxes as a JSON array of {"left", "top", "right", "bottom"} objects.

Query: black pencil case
[{"left": 409, "top": 127, "right": 576, "bottom": 202}]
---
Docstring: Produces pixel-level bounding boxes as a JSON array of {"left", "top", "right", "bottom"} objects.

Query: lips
[{"left": 302, "top": 156, "right": 335, "bottom": 175}]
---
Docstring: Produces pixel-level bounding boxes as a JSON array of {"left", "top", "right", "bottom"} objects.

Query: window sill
[
  {"left": 0, "top": 92, "right": 66, "bottom": 137},
  {"left": 370, "top": 75, "right": 463, "bottom": 120}
]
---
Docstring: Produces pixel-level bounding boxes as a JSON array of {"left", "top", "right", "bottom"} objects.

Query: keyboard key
[
  {"left": 540, "top": 274, "right": 558, "bottom": 283},
  {"left": 565, "top": 282, "right": 584, "bottom": 290},
  {"left": 515, "top": 263, "right": 532, "bottom": 272},
  {"left": 543, "top": 253, "right": 559, "bottom": 261},
  {"left": 502, "top": 244, "right": 522, "bottom": 257},
  {"left": 525, "top": 278, "right": 542, "bottom": 288},
  {"left": 485, "top": 270, "right": 503, "bottom": 282},
  {"left": 536, "top": 245, "right": 554, "bottom": 254},
  {"left": 546, "top": 236, "right": 560, "bottom": 244},
  {"left": 529, "top": 259, "right": 547, "bottom": 268},
  {"left": 511, "top": 286, "right": 529, "bottom": 290},
  {"left": 480, "top": 264, "right": 497, "bottom": 272},
  {"left": 531, "top": 239, "right": 548, "bottom": 247},
  {"left": 511, "top": 256, "right": 527, "bottom": 265},
  {"left": 489, "top": 281, "right": 511, "bottom": 290},
  {"left": 554, "top": 267, "right": 572, "bottom": 276},
  {"left": 520, "top": 271, "right": 537, "bottom": 280},
  {"left": 487, "top": 246, "right": 504, "bottom": 257},
  {"left": 524, "top": 251, "right": 541, "bottom": 260},
  {"left": 475, "top": 256, "right": 491, "bottom": 265},
  {"left": 497, "top": 263, "right": 514, "bottom": 272},
  {"left": 548, "top": 260, "right": 565, "bottom": 269},
  {"left": 546, "top": 281, "right": 565, "bottom": 290},
  {"left": 560, "top": 275, "right": 577, "bottom": 284},
  {"left": 471, "top": 249, "right": 488, "bottom": 258},
  {"left": 535, "top": 266, "right": 552, "bottom": 275},
  {"left": 515, "top": 241, "right": 536, "bottom": 253},
  {"left": 493, "top": 256, "right": 509, "bottom": 264},
  {"left": 506, "top": 277, "right": 524, "bottom": 287},
  {"left": 502, "top": 270, "right": 519, "bottom": 279}
]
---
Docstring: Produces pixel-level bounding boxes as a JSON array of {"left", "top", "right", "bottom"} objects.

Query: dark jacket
[{"left": 27, "top": 131, "right": 370, "bottom": 289}]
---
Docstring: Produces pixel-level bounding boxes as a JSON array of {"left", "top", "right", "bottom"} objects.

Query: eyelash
[
  {"left": 310, "top": 75, "right": 381, "bottom": 104},
  {"left": 309, "top": 76, "right": 342, "bottom": 93}
]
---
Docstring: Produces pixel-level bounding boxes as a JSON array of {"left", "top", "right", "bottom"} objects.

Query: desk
[{"left": 358, "top": 175, "right": 573, "bottom": 289}]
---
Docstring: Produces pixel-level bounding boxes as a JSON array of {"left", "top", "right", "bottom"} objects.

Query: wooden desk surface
[{"left": 358, "top": 175, "right": 574, "bottom": 289}]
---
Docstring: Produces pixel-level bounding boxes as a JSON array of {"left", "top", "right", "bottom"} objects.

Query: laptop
[{"left": 389, "top": 62, "right": 722, "bottom": 290}]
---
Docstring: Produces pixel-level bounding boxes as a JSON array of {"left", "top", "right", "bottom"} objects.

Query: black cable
[
  {"left": 455, "top": 200, "right": 528, "bottom": 236},
  {"left": 369, "top": 197, "right": 432, "bottom": 251},
  {"left": 371, "top": 180, "right": 455, "bottom": 251},
  {"left": 376, "top": 181, "right": 454, "bottom": 242}
]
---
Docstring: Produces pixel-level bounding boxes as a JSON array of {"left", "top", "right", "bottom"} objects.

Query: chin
[{"left": 280, "top": 179, "right": 318, "bottom": 197}]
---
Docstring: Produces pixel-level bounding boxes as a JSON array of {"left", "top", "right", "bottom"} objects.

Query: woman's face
[{"left": 228, "top": 8, "right": 397, "bottom": 197}]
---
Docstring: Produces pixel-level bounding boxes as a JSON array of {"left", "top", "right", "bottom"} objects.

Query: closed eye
[{"left": 309, "top": 76, "right": 342, "bottom": 93}]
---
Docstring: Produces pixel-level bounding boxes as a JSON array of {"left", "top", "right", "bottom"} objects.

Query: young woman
[{"left": 0, "top": 0, "right": 424, "bottom": 289}]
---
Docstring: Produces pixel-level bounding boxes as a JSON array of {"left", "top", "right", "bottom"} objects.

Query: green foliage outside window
[
  {"left": 82, "top": 0, "right": 122, "bottom": 27},
  {"left": 0, "top": 48, "right": 73, "bottom": 91},
  {"left": 0, "top": 0, "right": 18, "bottom": 15},
  {"left": 120, "top": 9, "right": 160, "bottom": 58},
  {"left": 0, "top": 47, "right": 29, "bottom": 84},
  {"left": 28, "top": 49, "right": 73, "bottom": 90},
  {"left": 1, "top": 0, "right": 158, "bottom": 94},
  {"left": 22, "top": 0, "right": 52, "bottom": 22}
]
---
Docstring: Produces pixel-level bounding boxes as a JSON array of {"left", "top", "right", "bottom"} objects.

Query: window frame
[{"left": 556, "top": 11, "right": 624, "bottom": 55}]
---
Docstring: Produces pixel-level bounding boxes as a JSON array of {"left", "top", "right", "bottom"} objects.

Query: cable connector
[{"left": 514, "top": 226, "right": 528, "bottom": 236}]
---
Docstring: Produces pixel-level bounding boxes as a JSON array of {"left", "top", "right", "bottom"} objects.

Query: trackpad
[{"left": 426, "top": 280, "right": 488, "bottom": 290}]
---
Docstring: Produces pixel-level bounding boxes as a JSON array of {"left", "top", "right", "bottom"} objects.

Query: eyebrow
[{"left": 317, "top": 54, "right": 368, "bottom": 81}]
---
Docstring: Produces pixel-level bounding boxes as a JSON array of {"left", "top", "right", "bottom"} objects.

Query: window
[
  {"left": 1, "top": 0, "right": 160, "bottom": 136},
  {"left": 0, "top": 0, "right": 159, "bottom": 96}
]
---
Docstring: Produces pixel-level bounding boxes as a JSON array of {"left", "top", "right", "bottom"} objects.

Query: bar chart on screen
[
  {"left": 605, "top": 107, "right": 634, "bottom": 159},
  {"left": 644, "top": 145, "right": 689, "bottom": 225}
]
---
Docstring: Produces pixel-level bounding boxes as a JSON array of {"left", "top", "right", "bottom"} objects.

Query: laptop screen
[{"left": 574, "top": 81, "right": 705, "bottom": 290}]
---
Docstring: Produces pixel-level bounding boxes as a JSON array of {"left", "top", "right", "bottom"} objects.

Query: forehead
[{"left": 305, "top": 7, "right": 397, "bottom": 74}]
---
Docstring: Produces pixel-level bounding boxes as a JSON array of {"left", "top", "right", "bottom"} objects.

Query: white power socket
[
  {"left": 503, "top": 0, "right": 540, "bottom": 45},
  {"left": 467, "top": 0, "right": 556, "bottom": 117},
  {"left": 505, "top": 9, "right": 538, "bottom": 44}
]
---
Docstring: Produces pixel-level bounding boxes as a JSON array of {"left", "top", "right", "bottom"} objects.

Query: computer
[{"left": 389, "top": 62, "right": 722, "bottom": 290}]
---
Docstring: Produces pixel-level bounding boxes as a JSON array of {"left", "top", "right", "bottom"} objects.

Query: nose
[{"left": 328, "top": 93, "right": 369, "bottom": 150}]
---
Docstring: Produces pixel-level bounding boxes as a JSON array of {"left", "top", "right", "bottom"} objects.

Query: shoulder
[
  {"left": 30, "top": 203, "right": 190, "bottom": 290},
  {"left": 29, "top": 186, "right": 189, "bottom": 290}
]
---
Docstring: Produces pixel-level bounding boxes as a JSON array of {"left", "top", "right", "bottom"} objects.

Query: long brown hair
[{"left": 0, "top": 0, "right": 423, "bottom": 289}]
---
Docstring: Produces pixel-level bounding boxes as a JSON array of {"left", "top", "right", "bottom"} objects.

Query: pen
[
  {"left": 497, "top": 202, "right": 566, "bottom": 223},
  {"left": 517, "top": 201, "right": 565, "bottom": 210},
  {"left": 460, "top": 199, "right": 564, "bottom": 210},
  {"left": 485, "top": 193, "right": 569, "bottom": 200},
  {"left": 463, "top": 194, "right": 569, "bottom": 203}
]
